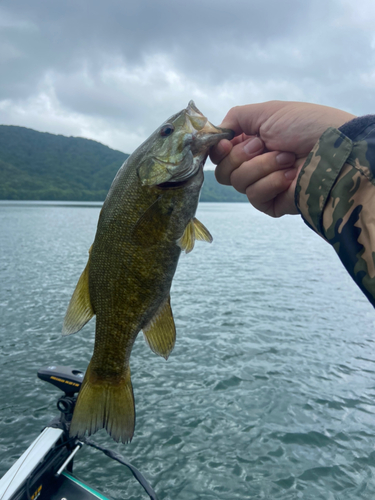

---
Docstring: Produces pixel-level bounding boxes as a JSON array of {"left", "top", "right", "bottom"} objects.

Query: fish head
[{"left": 138, "top": 101, "right": 234, "bottom": 186}]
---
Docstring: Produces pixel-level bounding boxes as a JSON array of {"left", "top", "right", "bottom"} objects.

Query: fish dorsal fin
[
  {"left": 62, "top": 258, "right": 95, "bottom": 336},
  {"left": 142, "top": 297, "right": 176, "bottom": 360},
  {"left": 177, "top": 217, "right": 213, "bottom": 254}
]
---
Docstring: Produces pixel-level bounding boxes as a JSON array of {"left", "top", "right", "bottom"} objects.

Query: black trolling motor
[{"left": 0, "top": 365, "right": 157, "bottom": 500}]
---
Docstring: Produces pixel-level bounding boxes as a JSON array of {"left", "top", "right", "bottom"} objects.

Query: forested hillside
[{"left": 0, "top": 125, "right": 245, "bottom": 202}]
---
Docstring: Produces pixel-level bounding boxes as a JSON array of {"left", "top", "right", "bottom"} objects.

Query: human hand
[{"left": 210, "top": 101, "right": 355, "bottom": 217}]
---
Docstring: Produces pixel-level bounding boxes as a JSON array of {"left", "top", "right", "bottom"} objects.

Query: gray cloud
[
  {"left": 0, "top": 0, "right": 310, "bottom": 91},
  {"left": 1, "top": 0, "right": 375, "bottom": 152}
]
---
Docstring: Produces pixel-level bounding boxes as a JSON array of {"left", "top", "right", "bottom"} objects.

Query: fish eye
[{"left": 160, "top": 124, "right": 175, "bottom": 137}]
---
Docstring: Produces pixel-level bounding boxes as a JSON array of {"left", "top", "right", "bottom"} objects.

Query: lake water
[{"left": 1, "top": 201, "right": 375, "bottom": 500}]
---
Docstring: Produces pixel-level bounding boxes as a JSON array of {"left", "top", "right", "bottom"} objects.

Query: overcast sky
[{"left": 1, "top": 0, "right": 375, "bottom": 156}]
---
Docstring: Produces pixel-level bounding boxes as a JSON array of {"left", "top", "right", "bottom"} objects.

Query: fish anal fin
[
  {"left": 177, "top": 217, "right": 212, "bottom": 253},
  {"left": 70, "top": 363, "right": 135, "bottom": 444},
  {"left": 193, "top": 217, "right": 213, "bottom": 243},
  {"left": 143, "top": 297, "right": 176, "bottom": 360},
  {"left": 62, "top": 260, "right": 94, "bottom": 336}
]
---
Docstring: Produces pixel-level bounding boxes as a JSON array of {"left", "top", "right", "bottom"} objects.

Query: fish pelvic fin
[
  {"left": 143, "top": 296, "right": 176, "bottom": 360},
  {"left": 177, "top": 217, "right": 213, "bottom": 254},
  {"left": 69, "top": 363, "right": 135, "bottom": 444},
  {"left": 62, "top": 258, "right": 94, "bottom": 336}
]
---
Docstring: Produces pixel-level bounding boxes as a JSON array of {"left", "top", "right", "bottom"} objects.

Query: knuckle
[
  {"left": 230, "top": 168, "right": 246, "bottom": 194},
  {"left": 245, "top": 183, "right": 256, "bottom": 201},
  {"left": 224, "top": 106, "right": 238, "bottom": 124},
  {"left": 267, "top": 209, "right": 281, "bottom": 218},
  {"left": 214, "top": 166, "right": 228, "bottom": 186},
  {"left": 229, "top": 105, "right": 240, "bottom": 116},
  {"left": 259, "top": 121, "right": 272, "bottom": 142},
  {"left": 269, "top": 172, "right": 287, "bottom": 192}
]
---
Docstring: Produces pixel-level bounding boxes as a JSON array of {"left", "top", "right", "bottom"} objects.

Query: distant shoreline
[
  {"left": 0, "top": 200, "right": 245, "bottom": 207},
  {"left": 0, "top": 124, "right": 246, "bottom": 203}
]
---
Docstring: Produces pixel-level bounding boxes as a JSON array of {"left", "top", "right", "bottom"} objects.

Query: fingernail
[
  {"left": 276, "top": 152, "right": 295, "bottom": 165},
  {"left": 243, "top": 137, "right": 263, "bottom": 155},
  {"left": 284, "top": 168, "right": 297, "bottom": 180}
]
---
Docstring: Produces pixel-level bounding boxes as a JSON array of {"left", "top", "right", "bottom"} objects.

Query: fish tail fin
[{"left": 70, "top": 363, "right": 135, "bottom": 444}]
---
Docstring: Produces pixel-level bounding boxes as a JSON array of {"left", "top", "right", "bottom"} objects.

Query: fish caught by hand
[{"left": 62, "top": 101, "right": 234, "bottom": 443}]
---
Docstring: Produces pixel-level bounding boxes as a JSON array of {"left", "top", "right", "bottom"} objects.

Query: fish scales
[
  {"left": 62, "top": 101, "right": 233, "bottom": 443},
  {"left": 90, "top": 170, "right": 202, "bottom": 367}
]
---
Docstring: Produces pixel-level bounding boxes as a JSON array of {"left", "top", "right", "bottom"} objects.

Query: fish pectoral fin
[
  {"left": 62, "top": 261, "right": 94, "bottom": 336},
  {"left": 143, "top": 297, "right": 176, "bottom": 360},
  {"left": 177, "top": 217, "right": 212, "bottom": 254},
  {"left": 177, "top": 219, "right": 195, "bottom": 253},
  {"left": 192, "top": 217, "right": 213, "bottom": 243}
]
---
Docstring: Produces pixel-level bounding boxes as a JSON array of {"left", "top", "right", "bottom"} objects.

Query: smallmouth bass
[{"left": 62, "top": 101, "right": 233, "bottom": 443}]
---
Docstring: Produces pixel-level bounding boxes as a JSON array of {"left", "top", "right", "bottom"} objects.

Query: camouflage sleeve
[{"left": 295, "top": 117, "right": 375, "bottom": 306}]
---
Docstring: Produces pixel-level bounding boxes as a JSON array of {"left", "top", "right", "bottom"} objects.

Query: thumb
[{"left": 220, "top": 101, "right": 289, "bottom": 137}]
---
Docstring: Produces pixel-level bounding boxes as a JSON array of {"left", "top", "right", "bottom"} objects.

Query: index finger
[{"left": 210, "top": 133, "right": 251, "bottom": 165}]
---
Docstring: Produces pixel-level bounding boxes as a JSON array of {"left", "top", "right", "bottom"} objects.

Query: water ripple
[{"left": 1, "top": 202, "right": 375, "bottom": 499}]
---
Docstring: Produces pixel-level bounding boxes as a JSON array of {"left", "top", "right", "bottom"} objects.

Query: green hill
[
  {"left": 0, "top": 125, "right": 246, "bottom": 202},
  {"left": 201, "top": 170, "right": 246, "bottom": 202}
]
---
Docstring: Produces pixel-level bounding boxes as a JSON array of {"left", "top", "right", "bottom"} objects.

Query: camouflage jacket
[{"left": 295, "top": 116, "right": 375, "bottom": 307}]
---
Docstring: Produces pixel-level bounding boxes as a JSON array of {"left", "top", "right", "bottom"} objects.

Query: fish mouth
[
  {"left": 186, "top": 100, "right": 234, "bottom": 154},
  {"left": 192, "top": 127, "right": 234, "bottom": 154}
]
